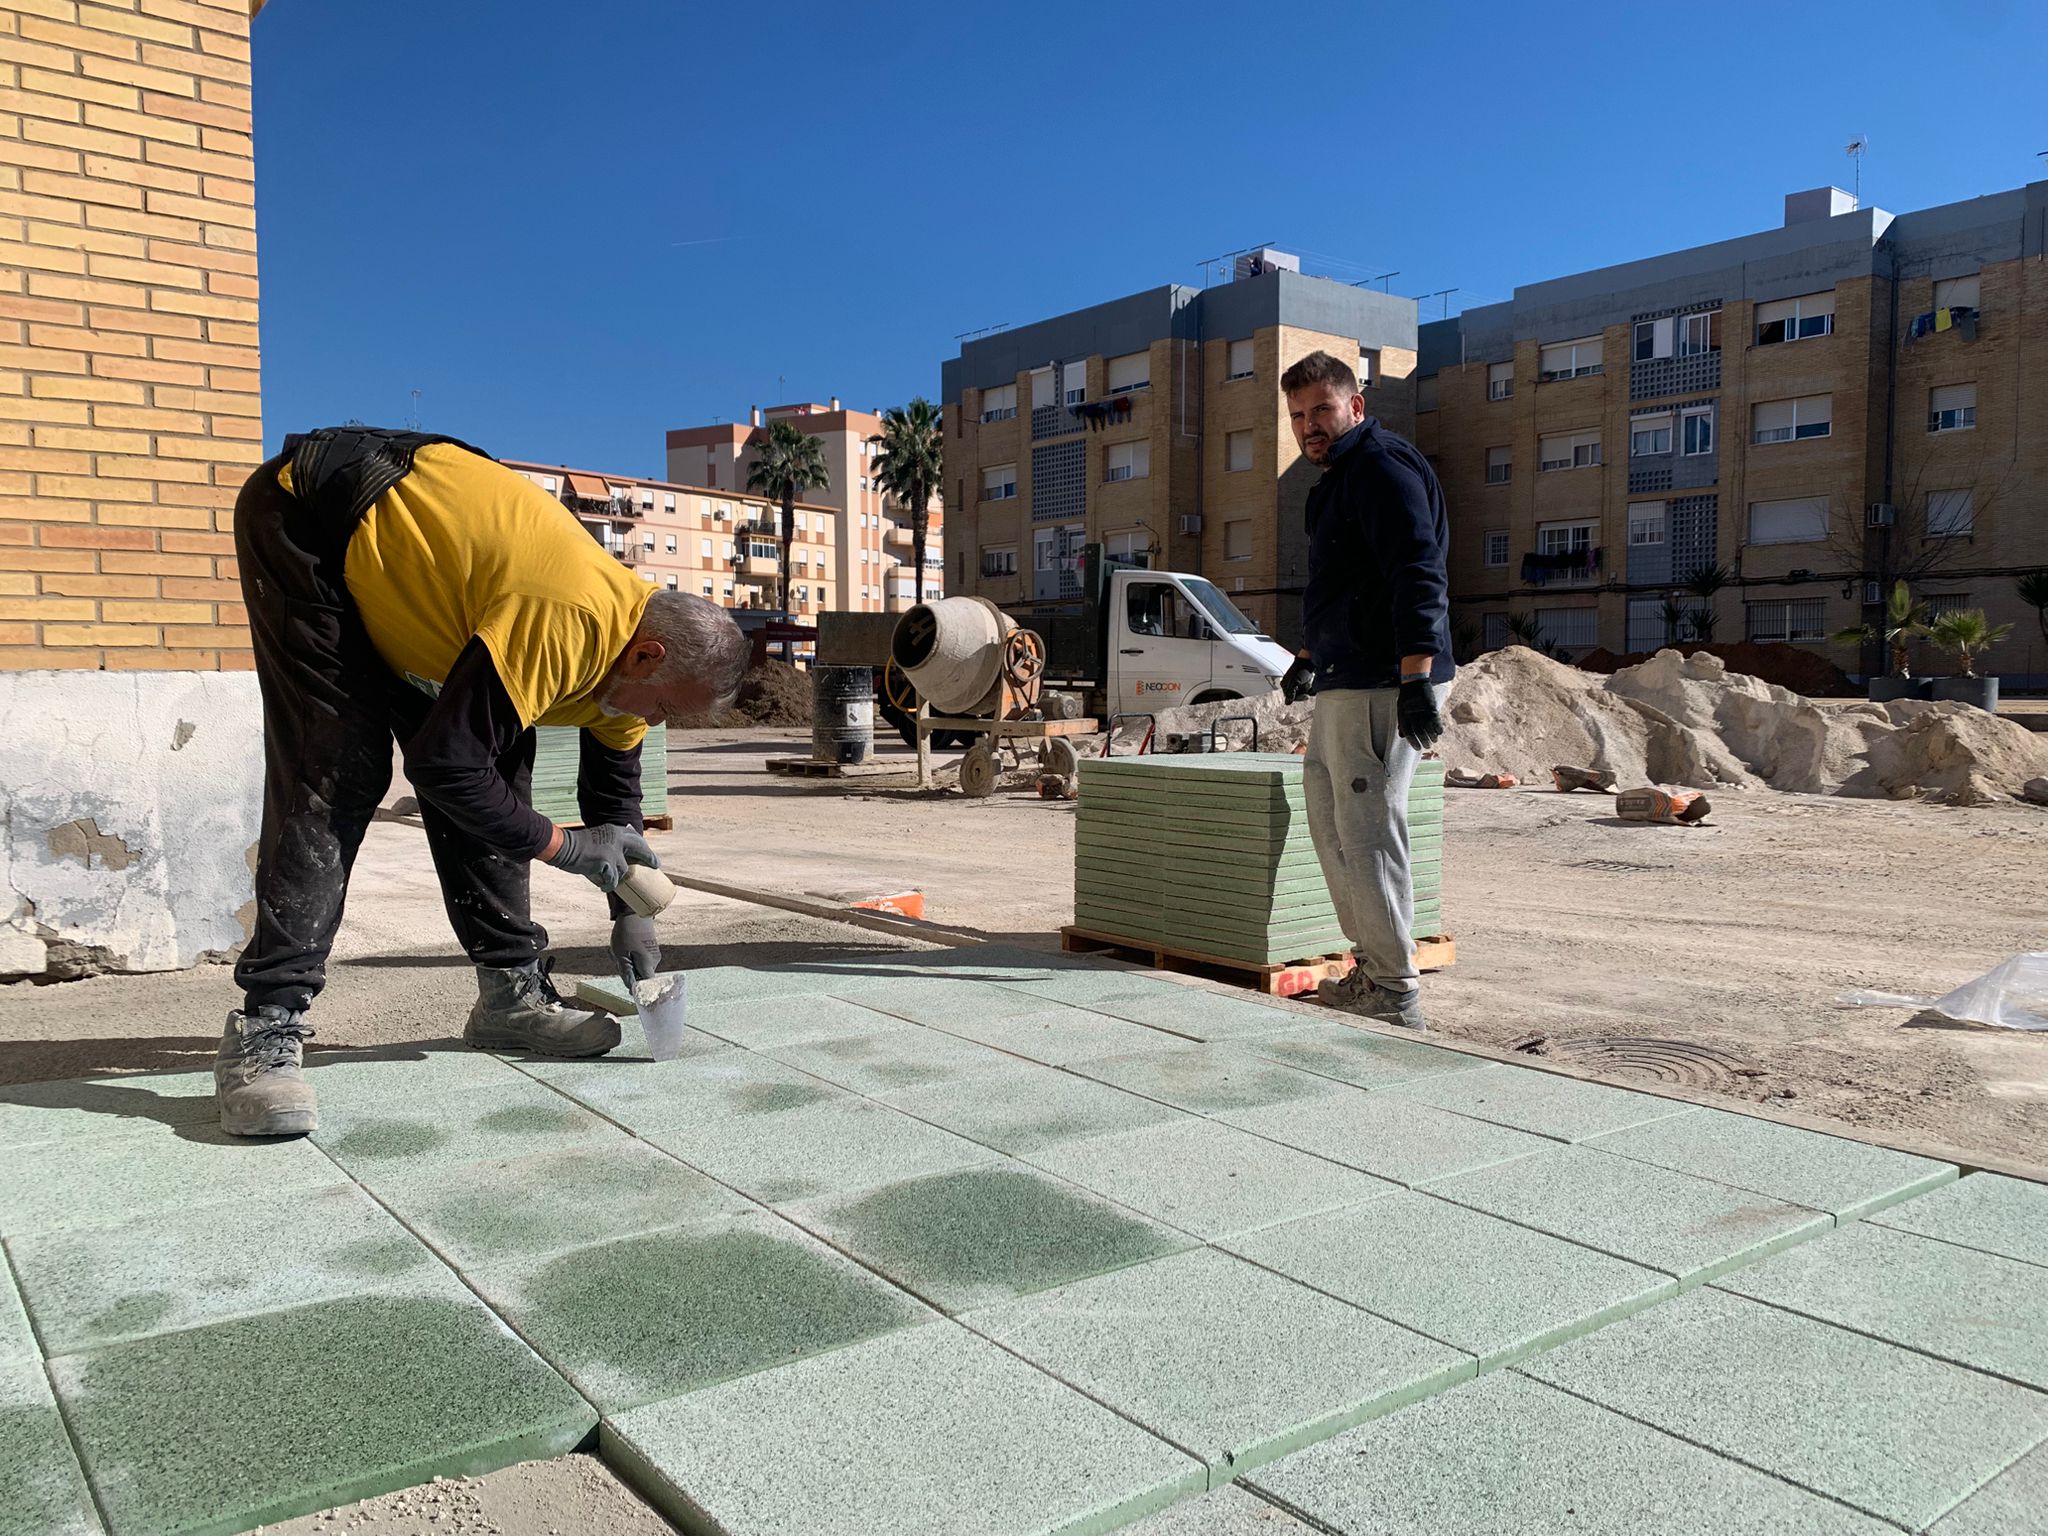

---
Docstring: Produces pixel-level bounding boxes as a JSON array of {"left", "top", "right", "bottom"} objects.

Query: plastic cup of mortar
[{"left": 637, "top": 974, "right": 689, "bottom": 1061}]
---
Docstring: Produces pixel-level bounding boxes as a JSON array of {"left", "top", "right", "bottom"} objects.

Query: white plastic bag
[{"left": 1836, "top": 952, "right": 2048, "bottom": 1031}]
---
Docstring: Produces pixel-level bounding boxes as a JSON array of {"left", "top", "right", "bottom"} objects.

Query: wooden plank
[
  {"left": 1060, "top": 925, "right": 1458, "bottom": 998},
  {"left": 922, "top": 716, "right": 1100, "bottom": 738},
  {"left": 763, "top": 756, "right": 907, "bottom": 780}
]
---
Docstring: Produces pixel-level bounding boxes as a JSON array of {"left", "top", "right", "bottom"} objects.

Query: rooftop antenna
[
  {"left": 1375, "top": 270, "right": 1400, "bottom": 292},
  {"left": 407, "top": 387, "right": 421, "bottom": 430},
  {"left": 1427, "top": 287, "right": 1458, "bottom": 318},
  {"left": 1845, "top": 135, "right": 1868, "bottom": 207}
]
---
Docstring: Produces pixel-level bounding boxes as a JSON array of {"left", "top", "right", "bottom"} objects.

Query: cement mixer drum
[{"left": 890, "top": 597, "right": 1044, "bottom": 718}]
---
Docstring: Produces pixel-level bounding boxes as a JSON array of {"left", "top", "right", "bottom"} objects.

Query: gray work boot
[
  {"left": 464, "top": 960, "right": 620, "bottom": 1058},
  {"left": 1317, "top": 969, "right": 1428, "bottom": 1030},
  {"left": 215, "top": 1006, "right": 319, "bottom": 1137}
]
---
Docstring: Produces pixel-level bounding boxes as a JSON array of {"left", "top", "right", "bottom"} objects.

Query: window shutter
[
  {"left": 1031, "top": 368, "right": 1057, "bottom": 408},
  {"left": 1931, "top": 383, "right": 1976, "bottom": 412},
  {"left": 1933, "top": 275, "right": 1980, "bottom": 309},
  {"left": 1228, "top": 339, "right": 1254, "bottom": 378},
  {"left": 1927, "top": 489, "right": 1973, "bottom": 536},
  {"left": 1062, "top": 361, "right": 1086, "bottom": 399},
  {"left": 1227, "top": 431, "right": 1253, "bottom": 471},
  {"left": 1107, "top": 352, "right": 1150, "bottom": 392},
  {"left": 1748, "top": 498, "right": 1828, "bottom": 543},
  {"left": 1753, "top": 400, "right": 1795, "bottom": 440}
]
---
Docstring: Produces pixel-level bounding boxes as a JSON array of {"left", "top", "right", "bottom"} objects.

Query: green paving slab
[
  {"left": 1715, "top": 1219, "right": 2048, "bottom": 1391},
  {"left": 514, "top": 1050, "right": 849, "bottom": 1133},
  {"left": 1073, "top": 1043, "right": 1352, "bottom": 1115},
  {"left": 1584, "top": 1108, "right": 1957, "bottom": 1220},
  {"left": 1223, "top": 1190, "right": 1675, "bottom": 1370},
  {"left": 0, "top": 1356, "right": 102, "bottom": 1536},
  {"left": 847, "top": 976, "right": 1087, "bottom": 1031},
  {"left": 1869, "top": 1172, "right": 2048, "bottom": 1270},
  {"left": 878, "top": 1061, "right": 1190, "bottom": 1154},
  {"left": 1928, "top": 1439, "right": 2048, "bottom": 1535},
  {"left": 968, "top": 1247, "right": 1473, "bottom": 1484},
  {"left": 0, "top": 1069, "right": 217, "bottom": 1150},
  {"left": 644, "top": 1097, "right": 999, "bottom": 1204},
  {"left": 1246, "top": 1369, "right": 1892, "bottom": 1536},
  {"left": 762, "top": 1024, "right": 1020, "bottom": 1096},
  {"left": 604, "top": 1321, "right": 1205, "bottom": 1536},
  {"left": 374, "top": 1140, "right": 755, "bottom": 1272},
  {"left": 300, "top": 1043, "right": 539, "bottom": 1107},
  {"left": 1119, "top": 1485, "right": 1322, "bottom": 1534},
  {"left": 0, "top": 1253, "right": 34, "bottom": 1360},
  {"left": 911, "top": 1003, "right": 1173, "bottom": 1065},
  {"left": 0, "top": 1125, "right": 345, "bottom": 1238},
  {"left": 9, "top": 1184, "right": 439, "bottom": 1356},
  {"left": 311, "top": 1076, "right": 625, "bottom": 1190},
  {"left": 1427, "top": 1145, "right": 1831, "bottom": 1286},
  {"left": 824, "top": 942, "right": 1092, "bottom": 980},
  {"left": 50, "top": 1275, "right": 595, "bottom": 1536},
  {"left": 1518, "top": 1285, "right": 2048, "bottom": 1530},
  {"left": 994, "top": 968, "right": 1185, "bottom": 1007},
  {"left": 783, "top": 1163, "right": 1195, "bottom": 1314},
  {"left": 1241, "top": 1022, "right": 1492, "bottom": 1092},
  {"left": 689, "top": 993, "right": 920, "bottom": 1053},
  {"left": 1025, "top": 1119, "right": 1394, "bottom": 1241},
  {"left": 1381, "top": 1061, "right": 1700, "bottom": 1141},
  {"left": 468, "top": 1211, "right": 929, "bottom": 1413},
  {"left": 1088, "top": 989, "right": 1311, "bottom": 1043},
  {"left": 1220, "top": 1088, "right": 1556, "bottom": 1188},
  {"left": 575, "top": 965, "right": 890, "bottom": 1013}
]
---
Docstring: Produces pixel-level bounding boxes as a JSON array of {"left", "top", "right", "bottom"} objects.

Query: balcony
[
  {"left": 739, "top": 553, "right": 779, "bottom": 579},
  {"left": 884, "top": 522, "right": 914, "bottom": 549}
]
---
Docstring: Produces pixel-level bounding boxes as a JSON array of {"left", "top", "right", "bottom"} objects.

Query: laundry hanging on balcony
[
  {"left": 1068, "top": 397, "right": 1133, "bottom": 431},
  {"left": 1907, "top": 306, "right": 1977, "bottom": 341},
  {"left": 1520, "top": 547, "right": 1603, "bottom": 586}
]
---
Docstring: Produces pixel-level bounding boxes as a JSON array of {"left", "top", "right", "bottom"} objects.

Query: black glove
[
  {"left": 611, "top": 914, "right": 660, "bottom": 995},
  {"left": 1396, "top": 677, "right": 1444, "bottom": 752},
  {"left": 1280, "top": 655, "right": 1316, "bottom": 703},
  {"left": 545, "top": 824, "right": 659, "bottom": 893}
]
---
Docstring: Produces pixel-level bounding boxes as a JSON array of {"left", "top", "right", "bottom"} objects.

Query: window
[
  {"left": 1538, "top": 336, "right": 1602, "bottom": 380},
  {"left": 1634, "top": 317, "right": 1674, "bottom": 361},
  {"left": 1125, "top": 582, "right": 1203, "bottom": 639},
  {"left": 1485, "top": 446, "right": 1511, "bottom": 485},
  {"left": 1063, "top": 361, "right": 1086, "bottom": 406},
  {"left": 1755, "top": 291, "right": 1835, "bottom": 345},
  {"left": 1487, "top": 361, "right": 1513, "bottom": 400},
  {"left": 723, "top": 539, "right": 735, "bottom": 557},
  {"left": 1537, "top": 521, "right": 1594, "bottom": 558},
  {"left": 1484, "top": 529, "right": 1509, "bottom": 568},
  {"left": 1933, "top": 274, "right": 1980, "bottom": 310},
  {"left": 1107, "top": 352, "right": 1150, "bottom": 394},
  {"left": 1748, "top": 497, "right": 1828, "bottom": 545},
  {"left": 981, "top": 463, "right": 1017, "bottom": 501},
  {"left": 664, "top": 575, "right": 678, "bottom": 591},
  {"left": 1678, "top": 311, "right": 1719, "bottom": 356},
  {"left": 1483, "top": 612, "right": 1511, "bottom": 649},
  {"left": 1752, "top": 394, "right": 1832, "bottom": 444},
  {"left": 665, "top": 534, "right": 677, "bottom": 552},
  {"left": 1105, "top": 531, "right": 1151, "bottom": 569},
  {"left": 701, "top": 537, "right": 712, "bottom": 557},
  {"left": 642, "top": 532, "right": 655, "bottom": 550},
  {"left": 979, "top": 383, "right": 1017, "bottom": 423},
  {"left": 794, "top": 512, "right": 807, "bottom": 531},
  {"left": 1030, "top": 367, "right": 1057, "bottom": 409},
  {"left": 1538, "top": 431, "right": 1601, "bottom": 471},
  {"left": 1227, "top": 339, "right": 1254, "bottom": 380},
  {"left": 1745, "top": 599, "right": 1826, "bottom": 642},
  {"left": 1226, "top": 430, "right": 1253, "bottom": 472},
  {"left": 1416, "top": 375, "right": 1439, "bottom": 412},
  {"left": 1927, "top": 489, "right": 1973, "bottom": 538},
  {"left": 541, "top": 475, "right": 558, "bottom": 493},
  {"left": 1682, "top": 404, "right": 1714, "bottom": 456},
  {"left": 1630, "top": 414, "right": 1673, "bottom": 457},
  {"left": 1923, "top": 593, "right": 1971, "bottom": 619},
  {"left": 663, "top": 493, "right": 676, "bottom": 512},
  {"left": 639, "top": 489, "right": 654, "bottom": 508},
  {"left": 700, "top": 581, "right": 713, "bottom": 596},
  {"left": 723, "top": 582, "right": 735, "bottom": 597},
  {"left": 1225, "top": 519, "right": 1251, "bottom": 560},
  {"left": 1358, "top": 350, "right": 1378, "bottom": 387},
  {"left": 1628, "top": 501, "right": 1667, "bottom": 546},
  {"left": 1928, "top": 383, "right": 1976, "bottom": 433},
  {"left": 1105, "top": 441, "right": 1150, "bottom": 482},
  {"left": 981, "top": 546, "right": 1017, "bottom": 577},
  {"left": 1535, "top": 608, "right": 1599, "bottom": 649}
]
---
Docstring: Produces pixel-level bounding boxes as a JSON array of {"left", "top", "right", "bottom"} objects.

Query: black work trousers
[{"left": 232, "top": 458, "right": 547, "bottom": 1014}]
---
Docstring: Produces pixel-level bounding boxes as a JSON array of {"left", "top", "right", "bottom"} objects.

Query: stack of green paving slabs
[
  {"left": 1075, "top": 753, "right": 1446, "bottom": 967},
  {"left": 530, "top": 723, "right": 668, "bottom": 824}
]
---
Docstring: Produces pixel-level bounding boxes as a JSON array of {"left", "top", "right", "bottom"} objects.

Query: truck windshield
[{"left": 1179, "top": 577, "right": 1262, "bottom": 636}]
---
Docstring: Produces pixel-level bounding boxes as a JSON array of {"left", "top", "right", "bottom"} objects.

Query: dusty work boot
[
  {"left": 464, "top": 960, "right": 620, "bottom": 1058},
  {"left": 1318, "top": 969, "right": 1428, "bottom": 1030},
  {"left": 215, "top": 1006, "right": 319, "bottom": 1137}
]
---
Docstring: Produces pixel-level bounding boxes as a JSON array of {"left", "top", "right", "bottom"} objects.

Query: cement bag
[{"left": 1836, "top": 952, "right": 2048, "bottom": 1031}]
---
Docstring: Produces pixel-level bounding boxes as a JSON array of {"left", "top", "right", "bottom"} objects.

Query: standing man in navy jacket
[{"left": 1278, "top": 350, "right": 1455, "bottom": 1028}]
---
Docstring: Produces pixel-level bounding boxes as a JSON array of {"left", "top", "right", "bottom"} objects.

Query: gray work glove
[
  {"left": 611, "top": 914, "right": 660, "bottom": 997},
  {"left": 545, "top": 824, "right": 659, "bottom": 894}
]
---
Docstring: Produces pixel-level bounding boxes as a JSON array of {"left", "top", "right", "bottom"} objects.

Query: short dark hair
[{"left": 1280, "top": 350, "right": 1358, "bottom": 398}]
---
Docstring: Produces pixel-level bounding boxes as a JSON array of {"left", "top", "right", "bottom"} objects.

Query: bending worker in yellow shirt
[{"left": 218, "top": 428, "right": 750, "bottom": 1138}]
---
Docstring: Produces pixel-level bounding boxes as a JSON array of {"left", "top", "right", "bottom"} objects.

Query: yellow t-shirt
[{"left": 285, "top": 445, "right": 652, "bottom": 751}]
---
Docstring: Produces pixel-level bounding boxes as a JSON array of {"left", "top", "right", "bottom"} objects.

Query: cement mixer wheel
[
  {"left": 959, "top": 744, "right": 997, "bottom": 798},
  {"left": 1000, "top": 629, "right": 1047, "bottom": 703},
  {"left": 1039, "top": 737, "right": 1079, "bottom": 778}
]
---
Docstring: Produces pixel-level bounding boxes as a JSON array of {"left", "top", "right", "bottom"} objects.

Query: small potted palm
[
  {"left": 1833, "top": 580, "right": 1932, "bottom": 702},
  {"left": 1926, "top": 608, "right": 2012, "bottom": 712}
]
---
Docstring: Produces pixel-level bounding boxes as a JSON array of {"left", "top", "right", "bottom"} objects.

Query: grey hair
[{"left": 638, "top": 591, "right": 750, "bottom": 713}]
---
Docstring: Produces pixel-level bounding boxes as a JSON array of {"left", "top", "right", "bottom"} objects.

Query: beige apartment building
[{"left": 665, "top": 398, "right": 944, "bottom": 614}]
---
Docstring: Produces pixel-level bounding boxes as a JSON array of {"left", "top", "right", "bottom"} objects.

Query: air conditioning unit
[
  {"left": 1866, "top": 502, "right": 1896, "bottom": 527},
  {"left": 1177, "top": 514, "right": 1203, "bottom": 535}
]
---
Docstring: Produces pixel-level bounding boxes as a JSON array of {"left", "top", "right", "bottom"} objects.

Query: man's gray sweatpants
[{"left": 1302, "top": 683, "right": 1450, "bottom": 994}]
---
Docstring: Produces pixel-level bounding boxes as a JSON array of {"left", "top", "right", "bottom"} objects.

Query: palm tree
[
  {"left": 1681, "top": 562, "right": 1731, "bottom": 642},
  {"left": 1831, "top": 579, "right": 1930, "bottom": 678},
  {"left": 1926, "top": 609, "right": 2013, "bottom": 679},
  {"left": 869, "top": 398, "right": 944, "bottom": 605},
  {"left": 2016, "top": 571, "right": 2048, "bottom": 652},
  {"left": 745, "top": 420, "right": 831, "bottom": 620}
]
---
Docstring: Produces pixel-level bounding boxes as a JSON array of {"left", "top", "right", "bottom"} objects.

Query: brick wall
[{"left": 0, "top": 0, "right": 260, "bottom": 671}]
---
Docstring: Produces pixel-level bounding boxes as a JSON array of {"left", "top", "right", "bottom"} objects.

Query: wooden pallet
[
  {"left": 764, "top": 756, "right": 911, "bottom": 779},
  {"left": 1060, "top": 925, "right": 1456, "bottom": 998},
  {"left": 560, "top": 813, "right": 672, "bottom": 831}
]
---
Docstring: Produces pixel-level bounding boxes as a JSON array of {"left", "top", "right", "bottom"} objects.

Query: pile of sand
[
  {"left": 707, "top": 660, "right": 813, "bottom": 727},
  {"left": 1575, "top": 640, "right": 1855, "bottom": 698}
]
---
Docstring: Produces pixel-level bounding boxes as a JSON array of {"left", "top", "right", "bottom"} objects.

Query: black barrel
[{"left": 811, "top": 665, "right": 874, "bottom": 765}]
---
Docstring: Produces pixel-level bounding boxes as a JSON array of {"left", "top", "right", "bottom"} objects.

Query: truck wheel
[
  {"left": 1040, "top": 737, "right": 1079, "bottom": 778},
  {"left": 959, "top": 744, "right": 997, "bottom": 798},
  {"left": 1188, "top": 690, "right": 1241, "bottom": 706}
]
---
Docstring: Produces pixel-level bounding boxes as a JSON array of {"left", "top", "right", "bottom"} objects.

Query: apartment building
[
  {"left": 504, "top": 461, "right": 842, "bottom": 620},
  {"left": 942, "top": 260, "right": 1416, "bottom": 638},
  {"left": 1413, "top": 182, "right": 2048, "bottom": 683},
  {"left": 665, "top": 399, "right": 944, "bottom": 614}
]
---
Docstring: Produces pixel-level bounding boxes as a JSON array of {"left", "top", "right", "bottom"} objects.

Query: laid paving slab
[
  {"left": 1380, "top": 1061, "right": 1701, "bottom": 1142},
  {"left": 836, "top": 976, "right": 1058, "bottom": 1031},
  {"left": 1088, "top": 990, "right": 1312, "bottom": 1043},
  {"left": 1426, "top": 1144, "right": 1831, "bottom": 1286},
  {"left": 1240, "top": 1021, "right": 1491, "bottom": 1092},
  {"left": 1928, "top": 1439, "right": 2048, "bottom": 1535},
  {"left": 762, "top": 1024, "right": 1018, "bottom": 1096},
  {"left": 690, "top": 993, "right": 919, "bottom": 1053},
  {"left": 828, "top": 942, "right": 1090, "bottom": 981},
  {"left": 518, "top": 1050, "right": 848, "bottom": 1134},
  {"left": 0, "top": 1356, "right": 103, "bottom": 1536},
  {"left": 1247, "top": 1369, "right": 1892, "bottom": 1535},
  {"left": 906, "top": 1002, "right": 1171, "bottom": 1066},
  {"left": 604, "top": 1321, "right": 1204, "bottom": 1536},
  {"left": 9, "top": 1184, "right": 439, "bottom": 1356},
  {"left": 1221, "top": 1089, "right": 1554, "bottom": 1188},
  {"left": 0, "top": 1257, "right": 34, "bottom": 1360},
  {"left": 1118, "top": 1485, "right": 1322, "bottom": 1534},
  {"left": 0, "top": 1125, "right": 345, "bottom": 1239},
  {"left": 1869, "top": 1172, "right": 2048, "bottom": 1269},
  {"left": 645, "top": 1096, "right": 999, "bottom": 1204},
  {"left": 374, "top": 1140, "right": 754, "bottom": 1272},
  {"left": 879, "top": 1060, "right": 1189, "bottom": 1153},
  {"left": 1024, "top": 1119, "right": 1393, "bottom": 1240},
  {"left": 784, "top": 1163, "right": 1195, "bottom": 1314},
  {"left": 575, "top": 964, "right": 890, "bottom": 1013},
  {"left": 50, "top": 1275, "right": 595, "bottom": 1536},
  {"left": 470, "top": 1211, "right": 929, "bottom": 1413},
  {"left": 0, "top": 1068, "right": 218, "bottom": 1150},
  {"left": 969, "top": 1247, "right": 1472, "bottom": 1482},
  {"left": 1071, "top": 1042, "right": 1351, "bottom": 1115},
  {"left": 1716, "top": 1219, "right": 2048, "bottom": 1391},
  {"left": 1518, "top": 1285, "right": 2048, "bottom": 1530},
  {"left": 1585, "top": 1107, "right": 1956, "bottom": 1220},
  {"left": 994, "top": 968, "right": 1184, "bottom": 1007},
  {"left": 1225, "top": 1190, "right": 1675, "bottom": 1369},
  {"left": 300, "top": 1044, "right": 539, "bottom": 1108},
  {"left": 311, "top": 1076, "right": 624, "bottom": 1190}
]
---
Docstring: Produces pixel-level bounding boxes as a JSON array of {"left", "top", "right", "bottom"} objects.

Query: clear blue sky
[{"left": 252, "top": 0, "right": 2048, "bottom": 476}]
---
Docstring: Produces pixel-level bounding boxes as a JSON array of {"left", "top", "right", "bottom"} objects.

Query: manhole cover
[
  {"left": 1570, "top": 859, "right": 1675, "bottom": 874},
  {"left": 1522, "top": 1035, "right": 1756, "bottom": 1089}
]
